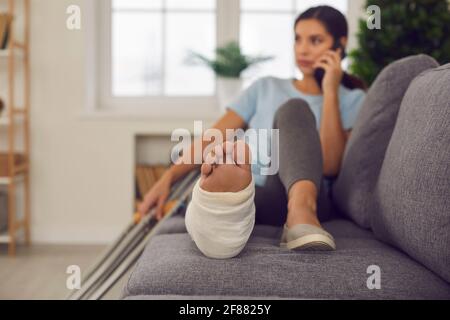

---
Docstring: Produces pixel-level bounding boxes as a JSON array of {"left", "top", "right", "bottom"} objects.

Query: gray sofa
[{"left": 122, "top": 55, "right": 450, "bottom": 300}]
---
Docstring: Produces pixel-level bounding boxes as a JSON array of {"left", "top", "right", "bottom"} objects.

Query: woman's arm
[
  {"left": 319, "top": 91, "right": 348, "bottom": 177},
  {"left": 314, "top": 48, "right": 349, "bottom": 177},
  {"left": 167, "top": 109, "right": 247, "bottom": 184},
  {"left": 138, "top": 109, "right": 246, "bottom": 218}
]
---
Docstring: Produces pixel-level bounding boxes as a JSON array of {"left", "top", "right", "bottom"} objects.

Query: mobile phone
[{"left": 313, "top": 39, "right": 346, "bottom": 91}]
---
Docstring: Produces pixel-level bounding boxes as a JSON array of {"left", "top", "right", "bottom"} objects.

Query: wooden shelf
[
  {"left": 12, "top": 41, "right": 26, "bottom": 50},
  {"left": 14, "top": 163, "right": 28, "bottom": 175},
  {"left": 0, "top": 174, "right": 25, "bottom": 186},
  {"left": 0, "top": 0, "right": 31, "bottom": 256},
  {"left": 0, "top": 117, "right": 9, "bottom": 126},
  {"left": 0, "top": 48, "right": 24, "bottom": 58},
  {"left": 0, "top": 114, "right": 25, "bottom": 126},
  {"left": 0, "top": 153, "right": 27, "bottom": 174},
  {"left": 0, "top": 219, "right": 25, "bottom": 243},
  {"left": 0, "top": 230, "right": 11, "bottom": 244}
]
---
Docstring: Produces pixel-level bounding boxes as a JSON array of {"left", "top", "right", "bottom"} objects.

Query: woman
[{"left": 138, "top": 6, "right": 367, "bottom": 251}]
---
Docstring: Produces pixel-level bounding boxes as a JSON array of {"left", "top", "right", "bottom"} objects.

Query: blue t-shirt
[{"left": 227, "top": 76, "right": 366, "bottom": 187}]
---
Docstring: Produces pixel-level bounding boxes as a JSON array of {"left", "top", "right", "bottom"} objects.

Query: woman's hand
[
  {"left": 137, "top": 170, "right": 173, "bottom": 221},
  {"left": 313, "top": 48, "right": 344, "bottom": 95}
]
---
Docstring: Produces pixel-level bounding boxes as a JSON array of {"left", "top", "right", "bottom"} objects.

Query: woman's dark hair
[{"left": 294, "top": 6, "right": 367, "bottom": 91}]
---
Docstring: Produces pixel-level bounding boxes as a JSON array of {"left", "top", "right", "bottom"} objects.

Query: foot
[
  {"left": 282, "top": 182, "right": 336, "bottom": 251},
  {"left": 286, "top": 181, "right": 322, "bottom": 229},
  {"left": 284, "top": 224, "right": 336, "bottom": 251},
  {"left": 200, "top": 140, "right": 252, "bottom": 193},
  {"left": 286, "top": 201, "right": 322, "bottom": 229}
]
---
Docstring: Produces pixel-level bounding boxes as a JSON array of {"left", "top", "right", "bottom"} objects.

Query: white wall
[
  {"left": 28, "top": 0, "right": 217, "bottom": 244},
  {"left": 347, "top": 0, "right": 366, "bottom": 52},
  {"left": 27, "top": 0, "right": 365, "bottom": 244}
]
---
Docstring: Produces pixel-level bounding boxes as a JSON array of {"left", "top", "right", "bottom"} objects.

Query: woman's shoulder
[
  {"left": 257, "top": 76, "right": 294, "bottom": 96},
  {"left": 339, "top": 85, "right": 367, "bottom": 112},
  {"left": 341, "top": 84, "right": 366, "bottom": 94},
  {"left": 249, "top": 76, "right": 289, "bottom": 87},
  {"left": 339, "top": 85, "right": 366, "bottom": 101},
  {"left": 245, "top": 76, "right": 289, "bottom": 97},
  {"left": 263, "top": 76, "right": 291, "bottom": 86}
]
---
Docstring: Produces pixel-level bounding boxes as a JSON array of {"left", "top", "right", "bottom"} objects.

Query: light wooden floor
[{"left": 0, "top": 244, "right": 131, "bottom": 300}]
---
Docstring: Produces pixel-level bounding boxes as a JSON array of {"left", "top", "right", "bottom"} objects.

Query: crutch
[
  {"left": 74, "top": 169, "right": 194, "bottom": 290},
  {"left": 79, "top": 171, "right": 198, "bottom": 300},
  {"left": 65, "top": 215, "right": 139, "bottom": 300},
  {"left": 67, "top": 170, "right": 199, "bottom": 300},
  {"left": 87, "top": 174, "right": 198, "bottom": 300},
  {"left": 68, "top": 170, "right": 197, "bottom": 300}
]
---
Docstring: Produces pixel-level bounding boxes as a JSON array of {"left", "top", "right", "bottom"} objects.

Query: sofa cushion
[
  {"left": 154, "top": 214, "right": 375, "bottom": 240},
  {"left": 153, "top": 214, "right": 188, "bottom": 235},
  {"left": 333, "top": 55, "right": 439, "bottom": 229},
  {"left": 123, "top": 219, "right": 450, "bottom": 299},
  {"left": 372, "top": 63, "right": 450, "bottom": 283}
]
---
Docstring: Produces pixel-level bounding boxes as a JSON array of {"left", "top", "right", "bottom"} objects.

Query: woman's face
[{"left": 294, "top": 19, "right": 340, "bottom": 76}]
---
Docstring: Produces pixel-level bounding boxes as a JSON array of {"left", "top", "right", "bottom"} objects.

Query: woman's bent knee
[{"left": 274, "top": 98, "right": 316, "bottom": 128}]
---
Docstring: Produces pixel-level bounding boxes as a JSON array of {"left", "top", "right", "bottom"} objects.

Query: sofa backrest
[
  {"left": 332, "top": 55, "right": 439, "bottom": 228},
  {"left": 372, "top": 63, "right": 450, "bottom": 283}
]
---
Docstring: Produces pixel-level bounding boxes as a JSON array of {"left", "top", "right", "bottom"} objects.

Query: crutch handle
[
  {"left": 163, "top": 200, "right": 178, "bottom": 215},
  {"left": 133, "top": 199, "right": 179, "bottom": 225},
  {"left": 133, "top": 212, "right": 142, "bottom": 225}
]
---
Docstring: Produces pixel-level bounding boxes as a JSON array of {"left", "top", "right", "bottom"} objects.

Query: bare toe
[
  {"left": 201, "top": 150, "right": 216, "bottom": 181},
  {"left": 201, "top": 163, "right": 213, "bottom": 177},
  {"left": 213, "top": 143, "right": 225, "bottom": 164},
  {"left": 233, "top": 140, "right": 252, "bottom": 170},
  {"left": 223, "top": 141, "right": 234, "bottom": 155},
  {"left": 205, "top": 149, "right": 217, "bottom": 165}
]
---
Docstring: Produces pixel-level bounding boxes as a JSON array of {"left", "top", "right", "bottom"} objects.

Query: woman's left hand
[{"left": 313, "top": 48, "right": 344, "bottom": 94}]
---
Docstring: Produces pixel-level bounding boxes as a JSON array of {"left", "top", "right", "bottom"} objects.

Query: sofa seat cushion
[
  {"left": 154, "top": 215, "right": 376, "bottom": 239},
  {"left": 123, "top": 219, "right": 450, "bottom": 300},
  {"left": 153, "top": 215, "right": 189, "bottom": 236}
]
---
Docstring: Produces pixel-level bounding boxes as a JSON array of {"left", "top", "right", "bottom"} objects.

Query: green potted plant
[
  {"left": 349, "top": 0, "right": 450, "bottom": 86},
  {"left": 186, "top": 41, "right": 273, "bottom": 112}
]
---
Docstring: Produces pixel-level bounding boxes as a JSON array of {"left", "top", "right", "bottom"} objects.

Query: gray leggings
[{"left": 254, "top": 98, "right": 339, "bottom": 226}]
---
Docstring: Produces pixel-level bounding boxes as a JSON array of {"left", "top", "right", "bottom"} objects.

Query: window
[
  {"left": 111, "top": 0, "right": 216, "bottom": 97},
  {"left": 96, "top": 0, "right": 348, "bottom": 114}
]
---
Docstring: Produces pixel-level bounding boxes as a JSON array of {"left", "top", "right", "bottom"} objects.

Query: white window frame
[
  {"left": 85, "top": 0, "right": 241, "bottom": 119},
  {"left": 85, "top": 0, "right": 354, "bottom": 119}
]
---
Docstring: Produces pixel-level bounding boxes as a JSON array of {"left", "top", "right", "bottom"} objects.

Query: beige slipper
[
  {"left": 280, "top": 224, "right": 336, "bottom": 251},
  {"left": 280, "top": 224, "right": 289, "bottom": 248}
]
